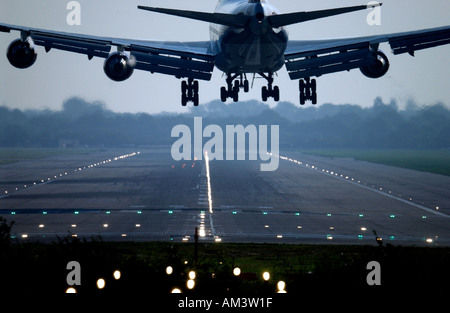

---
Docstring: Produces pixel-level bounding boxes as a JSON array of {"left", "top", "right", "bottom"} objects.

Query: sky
[{"left": 0, "top": 0, "right": 449, "bottom": 114}]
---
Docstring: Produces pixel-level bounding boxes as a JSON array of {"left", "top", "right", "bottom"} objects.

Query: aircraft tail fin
[
  {"left": 138, "top": 6, "right": 249, "bottom": 28},
  {"left": 267, "top": 3, "right": 382, "bottom": 28}
]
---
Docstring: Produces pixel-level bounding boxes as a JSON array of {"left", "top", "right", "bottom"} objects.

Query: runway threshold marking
[{"left": 278, "top": 154, "right": 449, "bottom": 218}]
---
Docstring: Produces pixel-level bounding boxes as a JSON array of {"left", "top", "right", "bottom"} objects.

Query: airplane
[{"left": 1, "top": 0, "right": 449, "bottom": 107}]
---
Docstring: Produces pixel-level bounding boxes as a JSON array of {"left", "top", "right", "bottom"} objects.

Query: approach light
[
  {"left": 188, "top": 271, "right": 196, "bottom": 280},
  {"left": 171, "top": 288, "right": 182, "bottom": 293},
  {"left": 262, "top": 272, "right": 270, "bottom": 281},
  {"left": 187, "top": 279, "right": 195, "bottom": 290},
  {"left": 65, "top": 287, "right": 77, "bottom": 294},
  {"left": 233, "top": 267, "right": 241, "bottom": 276},
  {"left": 166, "top": 266, "right": 173, "bottom": 275},
  {"left": 96, "top": 278, "right": 106, "bottom": 289},
  {"left": 113, "top": 270, "right": 121, "bottom": 280},
  {"left": 277, "top": 281, "right": 286, "bottom": 293}
]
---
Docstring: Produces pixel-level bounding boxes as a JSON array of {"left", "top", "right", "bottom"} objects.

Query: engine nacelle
[
  {"left": 103, "top": 52, "right": 135, "bottom": 82},
  {"left": 360, "top": 50, "right": 390, "bottom": 79},
  {"left": 7, "top": 38, "right": 37, "bottom": 69}
]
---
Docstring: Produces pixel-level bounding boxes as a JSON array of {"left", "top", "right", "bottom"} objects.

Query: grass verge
[
  {"left": 303, "top": 149, "right": 450, "bottom": 176},
  {"left": 0, "top": 147, "right": 103, "bottom": 165}
]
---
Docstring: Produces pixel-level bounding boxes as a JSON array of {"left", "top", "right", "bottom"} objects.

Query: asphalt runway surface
[{"left": 1, "top": 147, "right": 449, "bottom": 245}]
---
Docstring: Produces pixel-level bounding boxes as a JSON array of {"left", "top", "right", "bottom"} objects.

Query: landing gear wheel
[
  {"left": 262, "top": 86, "right": 268, "bottom": 102},
  {"left": 312, "top": 92, "right": 317, "bottom": 105},
  {"left": 300, "top": 92, "right": 306, "bottom": 105},
  {"left": 243, "top": 79, "right": 249, "bottom": 93},
  {"left": 181, "top": 78, "right": 200, "bottom": 106},
  {"left": 232, "top": 87, "right": 239, "bottom": 102},
  {"left": 220, "top": 87, "right": 227, "bottom": 102},
  {"left": 273, "top": 86, "right": 280, "bottom": 102},
  {"left": 193, "top": 93, "right": 199, "bottom": 106},
  {"left": 259, "top": 72, "right": 280, "bottom": 102},
  {"left": 220, "top": 73, "right": 244, "bottom": 102},
  {"left": 299, "top": 77, "right": 317, "bottom": 105}
]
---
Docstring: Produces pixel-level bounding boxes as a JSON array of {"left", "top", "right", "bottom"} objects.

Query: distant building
[{"left": 58, "top": 139, "right": 80, "bottom": 148}]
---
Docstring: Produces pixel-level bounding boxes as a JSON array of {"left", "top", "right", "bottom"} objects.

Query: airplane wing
[
  {"left": 284, "top": 26, "right": 450, "bottom": 79},
  {"left": 0, "top": 22, "right": 216, "bottom": 81}
]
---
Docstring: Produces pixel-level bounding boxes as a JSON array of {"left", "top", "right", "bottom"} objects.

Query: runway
[{"left": 1, "top": 147, "right": 449, "bottom": 245}]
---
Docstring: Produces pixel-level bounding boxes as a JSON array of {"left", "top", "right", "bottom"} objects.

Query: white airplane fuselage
[{"left": 210, "top": 0, "right": 288, "bottom": 73}]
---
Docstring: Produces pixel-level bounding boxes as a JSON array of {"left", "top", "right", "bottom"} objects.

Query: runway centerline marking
[
  {"left": 204, "top": 150, "right": 213, "bottom": 214},
  {"left": 200, "top": 150, "right": 216, "bottom": 239}
]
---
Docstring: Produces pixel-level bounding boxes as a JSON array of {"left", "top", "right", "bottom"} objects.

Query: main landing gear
[
  {"left": 180, "top": 75, "right": 318, "bottom": 106},
  {"left": 220, "top": 73, "right": 249, "bottom": 102},
  {"left": 260, "top": 72, "right": 279, "bottom": 102},
  {"left": 220, "top": 72, "right": 280, "bottom": 103},
  {"left": 181, "top": 78, "right": 199, "bottom": 106},
  {"left": 299, "top": 77, "right": 317, "bottom": 105}
]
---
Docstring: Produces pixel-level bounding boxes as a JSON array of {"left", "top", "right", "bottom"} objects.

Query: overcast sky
[{"left": 0, "top": 0, "right": 449, "bottom": 114}]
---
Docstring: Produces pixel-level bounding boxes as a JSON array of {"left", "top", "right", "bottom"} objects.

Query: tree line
[{"left": 0, "top": 97, "right": 448, "bottom": 149}]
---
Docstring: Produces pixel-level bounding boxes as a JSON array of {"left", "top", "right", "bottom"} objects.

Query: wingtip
[
  {"left": 137, "top": 5, "right": 154, "bottom": 11},
  {"left": 367, "top": 2, "right": 382, "bottom": 9}
]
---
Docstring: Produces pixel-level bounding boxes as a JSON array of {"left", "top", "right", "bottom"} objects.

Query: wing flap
[
  {"left": 285, "top": 42, "right": 374, "bottom": 79},
  {"left": 389, "top": 27, "right": 450, "bottom": 55},
  {"left": 131, "top": 47, "right": 214, "bottom": 80},
  {"left": 32, "top": 33, "right": 111, "bottom": 58},
  {"left": 129, "top": 42, "right": 215, "bottom": 80}
]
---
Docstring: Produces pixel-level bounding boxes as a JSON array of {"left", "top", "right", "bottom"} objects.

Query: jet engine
[
  {"left": 360, "top": 50, "right": 390, "bottom": 79},
  {"left": 103, "top": 52, "right": 135, "bottom": 82},
  {"left": 7, "top": 38, "right": 37, "bottom": 69}
]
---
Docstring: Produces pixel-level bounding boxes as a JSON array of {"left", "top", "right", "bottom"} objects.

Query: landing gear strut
[
  {"left": 181, "top": 78, "right": 199, "bottom": 106},
  {"left": 260, "top": 72, "right": 279, "bottom": 102},
  {"left": 299, "top": 77, "right": 317, "bottom": 105},
  {"left": 220, "top": 73, "right": 249, "bottom": 102}
]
